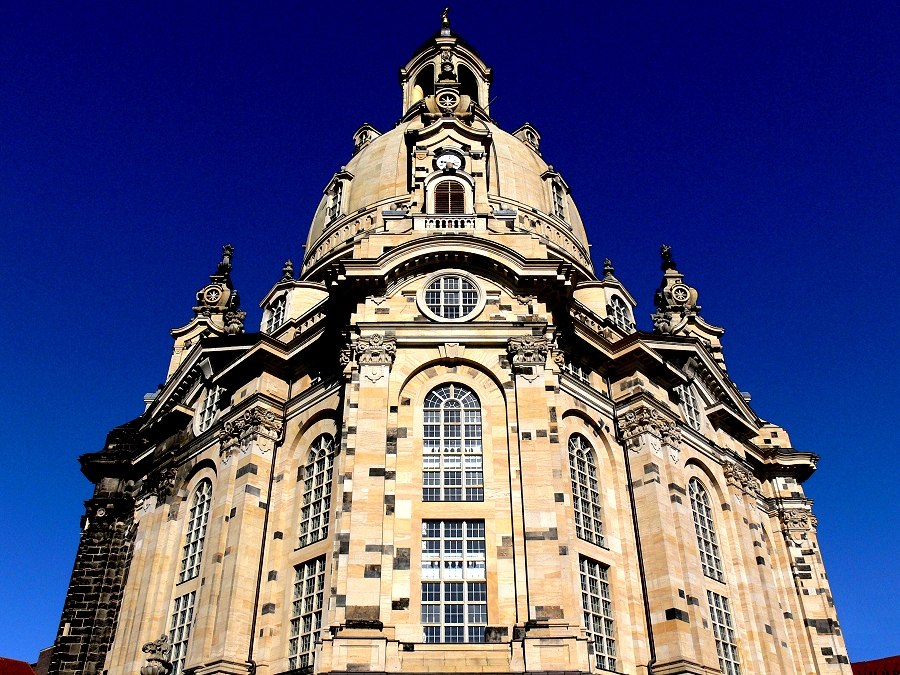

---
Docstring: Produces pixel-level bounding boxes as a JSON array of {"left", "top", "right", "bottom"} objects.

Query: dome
[{"left": 300, "top": 20, "right": 594, "bottom": 282}]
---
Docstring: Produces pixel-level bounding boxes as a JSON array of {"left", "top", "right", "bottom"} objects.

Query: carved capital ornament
[{"left": 219, "top": 407, "right": 284, "bottom": 462}]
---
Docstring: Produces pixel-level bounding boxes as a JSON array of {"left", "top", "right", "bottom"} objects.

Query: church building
[{"left": 49, "top": 14, "right": 850, "bottom": 675}]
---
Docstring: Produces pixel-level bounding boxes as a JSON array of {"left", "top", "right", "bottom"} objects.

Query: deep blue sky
[{"left": 1, "top": 0, "right": 897, "bottom": 664}]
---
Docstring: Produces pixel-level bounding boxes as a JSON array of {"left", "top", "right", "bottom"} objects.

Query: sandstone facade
[{"left": 49, "top": 15, "right": 849, "bottom": 675}]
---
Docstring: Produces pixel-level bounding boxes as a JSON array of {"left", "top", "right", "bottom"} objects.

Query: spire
[
  {"left": 192, "top": 244, "right": 246, "bottom": 335},
  {"left": 651, "top": 245, "right": 726, "bottom": 366}
]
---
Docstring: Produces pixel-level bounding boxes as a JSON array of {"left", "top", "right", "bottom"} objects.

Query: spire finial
[
  {"left": 603, "top": 258, "right": 615, "bottom": 278},
  {"left": 218, "top": 244, "right": 234, "bottom": 276},
  {"left": 660, "top": 244, "right": 677, "bottom": 271},
  {"left": 282, "top": 259, "right": 294, "bottom": 281},
  {"left": 441, "top": 7, "right": 451, "bottom": 35}
]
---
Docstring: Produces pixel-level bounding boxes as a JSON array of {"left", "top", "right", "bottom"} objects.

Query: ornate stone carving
[
  {"left": 507, "top": 336, "right": 550, "bottom": 367},
  {"left": 620, "top": 405, "right": 682, "bottom": 458},
  {"left": 140, "top": 634, "right": 172, "bottom": 675},
  {"left": 356, "top": 333, "right": 397, "bottom": 365},
  {"left": 723, "top": 461, "right": 761, "bottom": 495},
  {"left": 779, "top": 508, "right": 817, "bottom": 532},
  {"left": 141, "top": 466, "right": 177, "bottom": 504},
  {"left": 339, "top": 345, "right": 353, "bottom": 366},
  {"left": 219, "top": 407, "right": 284, "bottom": 461},
  {"left": 620, "top": 406, "right": 664, "bottom": 442}
]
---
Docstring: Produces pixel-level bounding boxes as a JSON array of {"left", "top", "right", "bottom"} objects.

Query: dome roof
[
  {"left": 303, "top": 117, "right": 591, "bottom": 268},
  {"left": 301, "top": 18, "right": 594, "bottom": 281}
]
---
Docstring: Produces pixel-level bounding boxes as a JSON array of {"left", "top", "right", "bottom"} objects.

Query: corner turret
[
  {"left": 651, "top": 245, "right": 726, "bottom": 368},
  {"left": 166, "top": 245, "right": 247, "bottom": 379}
]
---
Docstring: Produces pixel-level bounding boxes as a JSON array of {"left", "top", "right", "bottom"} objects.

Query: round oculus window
[{"left": 419, "top": 273, "right": 484, "bottom": 322}]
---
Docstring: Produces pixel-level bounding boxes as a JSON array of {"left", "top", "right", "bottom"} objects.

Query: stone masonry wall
[{"left": 49, "top": 493, "right": 135, "bottom": 675}]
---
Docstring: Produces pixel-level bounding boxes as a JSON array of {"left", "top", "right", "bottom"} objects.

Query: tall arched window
[
  {"left": 678, "top": 384, "right": 702, "bottom": 431},
  {"left": 198, "top": 387, "right": 222, "bottom": 433},
  {"left": 265, "top": 295, "right": 286, "bottom": 333},
  {"left": 423, "top": 384, "right": 483, "bottom": 501},
  {"left": 689, "top": 477, "right": 724, "bottom": 582},
  {"left": 299, "top": 434, "right": 335, "bottom": 548},
  {"left": 433, "top": 180, "right": 465, "bottom": 214},
  {"left": 568, "top": 434, "right": 606, "bottom": 548},
  {"left": 179, "top": 479, "right": 212, "bottom": 583},
  {"left": 609, "top": 296, "right": 632, "bottom": 332}
]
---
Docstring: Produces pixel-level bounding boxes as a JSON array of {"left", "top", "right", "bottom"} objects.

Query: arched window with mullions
[
  {"left": 689, "top": 477, "right": 724, "bottom": 582},
  {"left": 423, "top": 384, "right": 483, "bottom": 502},
  {"left": 179, "top": 479, "right": 212, "bottom": 583},
  {"left": 433, "top": 180, "right": 466, "bottom": 214},
  {"left": 568, "top": 434, "right": 606, "bottom": 548},
  {"left": 299, "top": 434, "right": 335, "bottom": 548}
]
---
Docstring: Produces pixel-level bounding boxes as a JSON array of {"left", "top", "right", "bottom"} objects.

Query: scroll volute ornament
[
  {"left": 140, "top": 634, "right": 172, "bottom": 675},
  {"left": 356, "top": 333, "right": 397, "bottom": 365}
]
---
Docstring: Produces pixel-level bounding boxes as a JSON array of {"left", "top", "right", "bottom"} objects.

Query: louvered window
[{"left": 434, "top": 180, "right": 465, "bottom": 214}]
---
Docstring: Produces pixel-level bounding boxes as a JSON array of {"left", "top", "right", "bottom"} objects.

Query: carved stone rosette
[
  {"left": 722, "top": 461, "right": 762, "bottom": 496},
  {"left": 219, "top": 407, "right": 284, "bottom": 463},
  {"left": 140, "top": 634, "right": 173, "bottom": 675},
  {"left": 507, "top": 336, "right": 550, "bottom": 368}
]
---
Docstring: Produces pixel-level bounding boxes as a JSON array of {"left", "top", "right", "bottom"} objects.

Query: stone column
[
  {"left": 778, "top": 506, "right": 851, "bottom": 671},
  {"left": 618, "top": 402, "right": 717, "bottom": 675},
  {"left": 320, "top": 332, "right": 395, "bottom": 673},
  {"left": 506, "top": 335, "right": 591, "bottom": 673},
  {"left": 193, "top": 405, "right": 283, "bottom": 675}
]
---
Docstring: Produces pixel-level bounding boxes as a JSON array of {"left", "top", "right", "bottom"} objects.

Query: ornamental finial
[
  {"left": 660, "top": 244, "right": 677, "bottom": 271},
  {"left": 218, "top": 244, "right": 234, "bottom": 276},
  {"left": 441, "top": 7, "right": 451, "bottom": 35},
  {"left": 603, "top": 258, "right": 615, "bottom": 278},
  {"left": 282, "top": 259, "right": 294, "bottom": 281}
]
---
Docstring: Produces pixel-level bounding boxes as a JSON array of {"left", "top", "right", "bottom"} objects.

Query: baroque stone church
[{"left": 49, "top": 14, "right": 850, "bottom": 675}]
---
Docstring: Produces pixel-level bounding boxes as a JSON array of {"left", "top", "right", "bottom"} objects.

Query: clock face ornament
[
  {"left": 204, "top": 287, "right": 222, "bottom": 303},
  {"left": 437, "top": 90, "right": 459, "bottom": 111},
  {"left": 671, "top": 284, "right": 690, "bottom": 303},
  {"left": 435, "top": 153, "right": 462, "bottom": 171}
]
